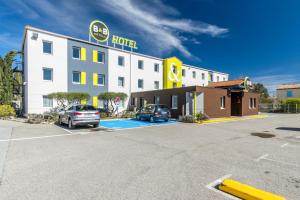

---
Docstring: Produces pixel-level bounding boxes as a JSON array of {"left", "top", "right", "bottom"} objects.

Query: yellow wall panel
[
  {"left": 81, "top": 48, "right": 86, "bottom": 61},
  {"left": 93, "top": 50, "right": 98, "bottom": 63},
  {"left": 93, "top": 73, "right": 98, "bottom": 86},
  {"left": 80, "top": 72, "right": 86, "bottom": 85},
  {"left": 163, "top": 57, "right": 183, "bottom": 89},
  {"left": 93, "top": 96, "right": 98, "bottom": 108},
  {"left": 80, "top": 99, "right": 86, "bottom": 105}
]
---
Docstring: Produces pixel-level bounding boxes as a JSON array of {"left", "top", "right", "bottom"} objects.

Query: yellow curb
[
  {"left": 199, "top": 115, "right": 269, "bottom": 124},
  {"left": 219, "top": 179, "right": 286, "bottom": 200}
]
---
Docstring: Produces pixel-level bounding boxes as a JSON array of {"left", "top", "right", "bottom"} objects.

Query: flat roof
[{"left": 22, "top": 25, "right": 228, "bottom": 75}]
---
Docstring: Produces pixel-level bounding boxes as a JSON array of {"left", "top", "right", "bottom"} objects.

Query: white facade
[
  {"left": 24, "top": 29, "right": 68, "bottom": 113},
  {"left": 22, "top": 26, "right": 229, "bottom": 114}
]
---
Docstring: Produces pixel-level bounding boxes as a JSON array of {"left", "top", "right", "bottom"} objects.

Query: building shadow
[{"left": 276, "top": 127, "right": 300, "bottom": 132}]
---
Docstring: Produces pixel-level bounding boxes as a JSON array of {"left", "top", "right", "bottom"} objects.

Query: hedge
[
  {"left": 0, "top": 104, "right": 16, "bottom": 117},
  {"left": 285, "top": 98, "right": 300, "bottom": 106}
]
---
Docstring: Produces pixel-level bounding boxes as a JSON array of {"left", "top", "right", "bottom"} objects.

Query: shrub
[
  {"left": 285, "top": 98, "right": 300, "bottom": 107},
  {"left": 0, "top": 104, "right": 16, "bottom": 118},
  {"left": 120, "top": 110, "right": 136, "bottom": 118},
  {"left": 182, "top": 115, "right": 195, "bottom": 123}
]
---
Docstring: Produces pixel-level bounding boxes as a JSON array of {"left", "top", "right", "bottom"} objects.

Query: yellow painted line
[
  {"left": 219, "top": 179, "right": 286, "bottom": 200},
  {"left": 198, "top": 115, "right": 269, "bottom": 125}
]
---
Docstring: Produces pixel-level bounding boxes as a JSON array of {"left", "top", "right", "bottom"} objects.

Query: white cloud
[{"left": 95, "top": 0, "right": 228, "bottom": 58}]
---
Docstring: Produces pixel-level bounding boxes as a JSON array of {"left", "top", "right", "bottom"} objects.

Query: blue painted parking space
[{"left": 100, "top": 119, "right": 177, "bottom": 129}]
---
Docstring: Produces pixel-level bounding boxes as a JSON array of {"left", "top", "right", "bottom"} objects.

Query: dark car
[
  {"left": 136, "top": 104, "right": 171, "bottom": 122},
  {"left": 58, "top": 104, "right": 100, "bottom": 129}
]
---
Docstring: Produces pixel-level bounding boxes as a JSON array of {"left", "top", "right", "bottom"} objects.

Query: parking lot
[{"left": 0, "top": 114, "right": 299, "bottom": 200}]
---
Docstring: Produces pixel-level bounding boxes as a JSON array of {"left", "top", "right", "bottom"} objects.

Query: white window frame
[
  {"left": 43, "top": 95, "right": 53, "bottom": 108},
  {"left": 171, "top": 95, "right": 178, "bottom": 109},
  {"left": 42, "top": 40, "right": 52, "bottom": 55},
  {"left": 72, "top": 46, "right": 81, "bottom": 60},
  {"left": 138, "top": 79, "right": 144, "bottom": 89},
  {"left": 98, "top": 74, "right": 105, "bottom": 86},
  {"left": 154, "top": 81, "right": 159, "bottom": 89},
  {"left": 154, "top": 63, "right": 159, "bottom": 72},
  {"left": 220, "top": 96, "right": 225, "bottom": 109},
  {"left": 72, "top": 71, "right": 81, "bottom": 84},
  {"left": 43, "top": 67, "right": 53, "bottom": 81},
  {"left": 118, "top": 77, "right": 125, "bottom": 87},
  {"left": 97, "top": 51, "right": 105, "bottom": 63},
  {"left": 192, "top": 71, "right": 196, "bottom": 79},
  {"left": 138, "top": 60, "right": 144, "bottom": 70},
  {"left": 118, "top": 56, "right": 124, "bottom": 66}
]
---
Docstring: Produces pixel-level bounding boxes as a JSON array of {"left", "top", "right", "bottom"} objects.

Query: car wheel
[
  {"left": 150, "top": 116, "right": 155, "bottom": 123},
  {"left": 68, "top": 119, "right": 74, "bottom": 129},
  {"left": 93, "top": 124, "right": 99, "bottom": 128}
]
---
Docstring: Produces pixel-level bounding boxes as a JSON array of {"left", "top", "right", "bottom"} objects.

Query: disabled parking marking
[{"left": 206, "top": 174, "right": 240, "bottom": 200}]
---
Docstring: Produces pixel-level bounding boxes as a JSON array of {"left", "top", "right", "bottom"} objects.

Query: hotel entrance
[{"left": 231, "top": 91, "right": 243, "bottom": 116}]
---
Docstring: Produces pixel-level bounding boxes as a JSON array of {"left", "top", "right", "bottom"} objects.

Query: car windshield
[
  {"left": 75, "top": 105, "right": 96, "bottom": 111},
  {"left": 157, "top": 105, "right": 168, "bottom": 111}
]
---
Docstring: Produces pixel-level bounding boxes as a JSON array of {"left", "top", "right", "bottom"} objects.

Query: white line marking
[
  {"left": 0, "top": 132, "right": 85, "bottom": 142},
  {"left": 263, "top": 157, "right": 299, "bottom": 167},
  {"left": 255, "top": 154, "right": 269, "bottom": 162},
  {"left": 206, "top": 174, "right": 240, "bottom": 200},
  {"left": 280, "top": 143, "right": 289, "bottom": 148}
]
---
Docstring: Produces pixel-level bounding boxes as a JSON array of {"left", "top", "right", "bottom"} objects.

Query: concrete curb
[{"left": 219, "top": 179, "right": 286, "bottom": 200}]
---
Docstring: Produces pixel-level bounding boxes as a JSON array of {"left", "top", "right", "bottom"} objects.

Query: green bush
[
  {"left": 0, "top": 104, "right": 16, "bottom": 117},
  {"left": 285, "top": 98, "right": 300, "bottom": 106}
]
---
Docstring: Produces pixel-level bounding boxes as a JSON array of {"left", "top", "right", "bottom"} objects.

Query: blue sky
[{"left": 1, "top": 0, "right": 300, "bottom": 95}]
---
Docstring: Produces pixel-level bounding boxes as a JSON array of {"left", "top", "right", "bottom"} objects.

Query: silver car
[{"left": 58, "top": 104, "right": 100, "bottom": 129}]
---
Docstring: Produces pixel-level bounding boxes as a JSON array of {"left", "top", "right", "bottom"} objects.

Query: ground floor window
[
  {"left": 220, "top": 96, "right": 225, "bottom": 109},
  {"left": 249, "top": 98, "right": 256, "bottom": 109},
  {"left": 131, "top": 97, "right": 136, "bottom": 106},
  {"left": 171, "top": 95, "right": 178, "bottom": 109},
  {"left": 43, "top": 96, "right": 53, "bottom": 107}
]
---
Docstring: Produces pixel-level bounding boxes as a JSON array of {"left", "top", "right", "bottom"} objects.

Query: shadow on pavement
[{"left": 276, "top": 127, "right": 300, "bottom": 132}]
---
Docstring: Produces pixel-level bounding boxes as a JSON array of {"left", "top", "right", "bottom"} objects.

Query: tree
[
  {"left": 251, "top": 83, "right": 270, "bottom": 102},
  {"left": 0, "top": 51, "right": 17, "bottom": 105},
  {"left": 47, "top": 92, "right": 90, "bottom": 108},
  {"left": 98, "top": 92, "right": 128, "bottom": 115}
]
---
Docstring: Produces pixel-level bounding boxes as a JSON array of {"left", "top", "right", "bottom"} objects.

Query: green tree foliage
[
  {"left": 0, "top": 51, "right": 17, "bottom": 105},
  {"left": 98, "top": 92, "right": 128, "bottom": 115},
  {"left": 47, "top": 92, "right": 90, "bottom": 108},
  {"left": 251, "top": 83, "right": 271, "bottom": 103},
  {"left": 285, "top": 98, "right": 300, "bottom": 107}
]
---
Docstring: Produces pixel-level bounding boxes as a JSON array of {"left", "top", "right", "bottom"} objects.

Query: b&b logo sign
[{"left": 89, "top": 20, "right": 109, "bottom": 42}]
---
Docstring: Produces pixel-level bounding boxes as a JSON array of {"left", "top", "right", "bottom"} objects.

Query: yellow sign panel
[{"left": 163, "top": 57, "right": 183, "bottom": 89}]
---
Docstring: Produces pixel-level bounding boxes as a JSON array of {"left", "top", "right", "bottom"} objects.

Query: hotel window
[
  {"left": 286, "top": 90, "right": 293, "bottom": 97},
  {"left": 220, "top": 96, "right": 225, "bottom": 109},
  {"left": 138, "top": 79, "right": 144, "bottom": 89},
  {"left": 118, "top": 56, "right": 124, "bottom": 66},
  {"left": 118, "top": 77, "right": 124, "bottom": 87},
  {"left": 72, "top": 71, "right": 81, "bottom": 84},
  {"left": 72, "top": 46, "right": 80, "bottom": 59},
  {"left": 201, "top": 73, "right": 205, "bottom": 80},
  {"left": 249, "top": 98, "right": 253, "bottom": 109},
  {"left": 154, "top": 81, "right": 159, "bottom": 89},
  {"left": 182, "top": 69, "right": 186, "bottom": 77},
  {"left": 98, "top": 74, "right": 105, "bottom": 86},
  {"left": 43, "top": 96, "right": 53, "bottom": 107},
  {"left": 192, "top": 71, "right": 196, "bottom": 78},
  {"left": 154, "top": 63, "right": 159, "bottom": 72},
  {"left": 217, "top": 76, "right": 220, "bottom": 82},
  {"left": 171, "top": 95, "right": 178, "bottom": 109},
  {"left": 138, "top": 60, "right": 144, "bottom": 69},
  {"left": 43, "top": 68, "right": 52, "bottom": 81},
  {"left": 43, "top": 41, "right": 52, "bottom": 54},
  {"left": 97, "top": 51, "right": 105, "bottom": 63},
  {"left": 131, "top": 97, "right": 136, "bottom": 106}
]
